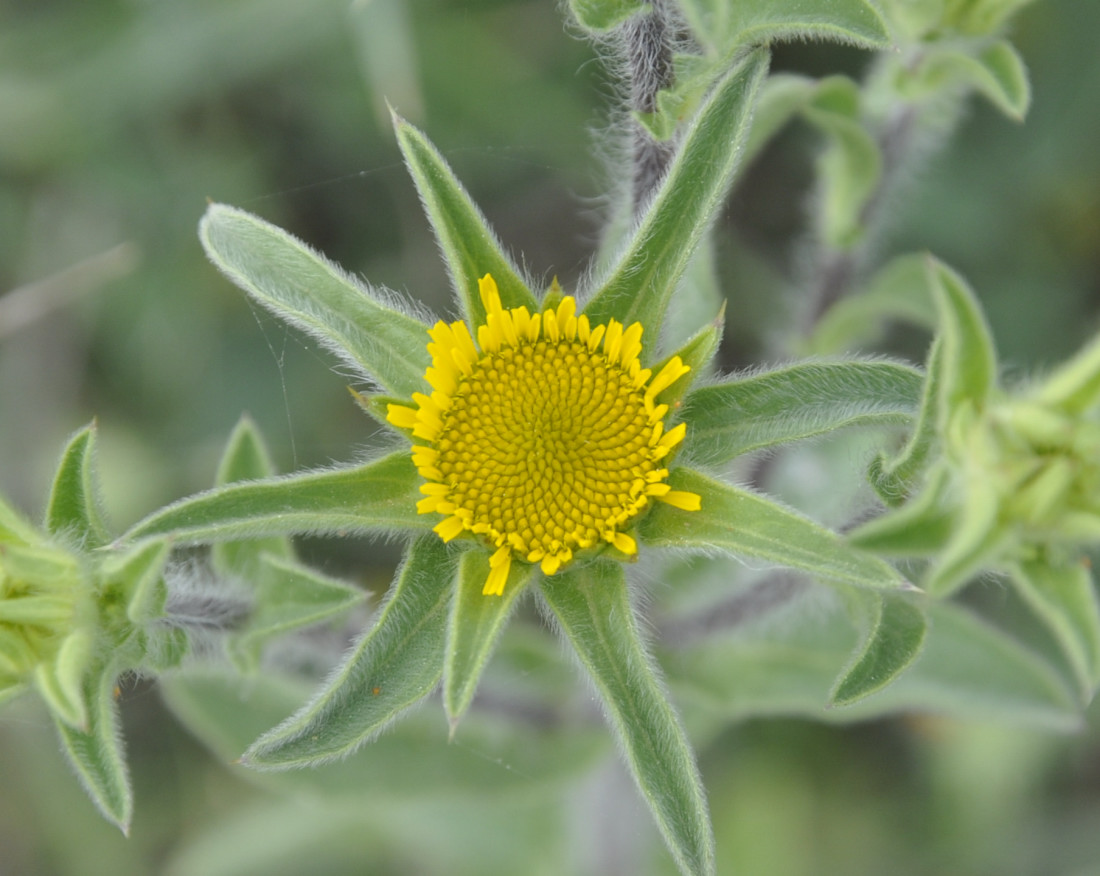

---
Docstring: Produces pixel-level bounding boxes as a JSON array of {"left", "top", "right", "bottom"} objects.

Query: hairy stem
[{"left": 625, "top": 0, "right": 676, "bottom": 214}]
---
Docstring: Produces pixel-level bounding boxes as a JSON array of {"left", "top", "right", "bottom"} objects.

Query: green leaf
[
  {"left": 583, "top": 48, "right": 769, "bottom": 351},
  {"left": 1035, "top": 332, "right": 1100, "bottom": 415},
  {"left": 444, "top": 551, "right": 535, "bottom": 730},
  {"left": 666, "top": 588, "right": 1080, "bottom": 729},
  {"left": 97, "top": 538, "right": 170, "bottom": 624},
  {"left": 542, "top": 560, "right": 714, "bottom": 876},
  {"left": 869, "top": 336, "right": 945, "bottom": 505},
  {"left": 54, "top": 669, "right": 132, "bottom": 833},
  {"left": 568, "top": 0, "right": 647, "bottom": 31},
  {"left": 640, "top": 468, "right": 908, "bottom": 591},
  {"left": 927, "top": 474, "right": 1006, "bottom": 596},
  {"left": 212, "top": 416, "right": 294, "bottom": 577},
  {"left": 829, "top": 591, "right": 927, "bottom": 706},
  {"left": 34, "top": 630, "right": 94, "bottom": 729},
  {"left": 0, "top": 492, "right": 40, "bottom": 545},
  {"left": 806, "top": 252, "right": 937, "bottom": 355},
  {"left": 162, "top": 667, "right": 607, "bottom": 802},
  {"left": 199, "top": 203, "right": 431, "bottom": 399},
  {"left": 123, "top": 452, "right": 429, "bottom": 544},
  {"left": 393, "top": 114, "right": 537, "bottom": 326},
  {"left": 681, "top": 359, "right": 923, "bottom": 464},
  {"left": 679, "top": 0, "right": 889, "bottom": 52},
  {"left": 244, "top": 535, "right": 457, "bottom": 768},
  {"left": 741, "top": 73, "right": 816, "bottom": 167},
  {"left": 849, "top": 466, "right": 956, "bottom": 555},
  {"left": 1010, "top": 558, "right": 1100, "bottom": 702},
  {"left": 921, "top": 40, "right": 1031, "bottom": 121},
  {"left": 45, "top": 423, "right": 110, "bottom": 546},
  {"left": 928, "top": 257, "right": 998, "bottom": 415},
  {"left": 803, "top": 94, "right": 882, "bottom": 249},
  {"left": 231, "top": 553, "right": 364, "bottom": 672}
]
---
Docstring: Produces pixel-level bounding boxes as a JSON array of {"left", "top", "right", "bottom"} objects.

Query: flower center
[{"left": 388, "top": 274, "right": 700, "bottom": 595}]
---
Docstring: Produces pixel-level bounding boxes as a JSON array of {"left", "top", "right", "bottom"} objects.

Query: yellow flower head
[{"left": 388, "top": 274, "right": 700, "bottom": 595}]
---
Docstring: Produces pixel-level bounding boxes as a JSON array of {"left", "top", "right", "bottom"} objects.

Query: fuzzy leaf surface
[
  {"left": 211, "top": 416, "right": 293, "bottom": 576},
  {"left": 829, "top": 592, "right": 927, "bottom": 706},
  {"left": 444, "top": 551, "right": 535, "bottom": 729},
  {"left": 231, "top": 554, "right": 364, "bottom": 672},
  {"left": 929, "top": 257, "right": 997, "bottom": 414},
  {"left": 665, "top": 589, "right": 1079, "bottom": 729},
  {"left": 679, "top": 0, "right": 889, "bottom": 53},
  {"left": 54, "top": 670, "right": 132, "bottom": 833},
  {"left": 163, "top": 667, "right": 607, "bottom": 801},
  {"left": 124, "top": 452, "right": 428, "bottom": 544},
  {"left": 642, "top": 469, "right": 907, "bottom": 590},
  {"left": 244, "top": 535, "right": 456, "bottom": 768},
  {"left": 45, "top": 423, "right": 110, "bottom": 547},
  {"left": 584, "top": 48, "right": 769, "bottom": 350},
  {"left": 394, "top": 115, "right": 536, "bottom": 325},
  {"left": 542, "top": 561, "right": 714, "bottom": 876},
  {"left": 681, "top": 360, "right": 923, "bottom": 464},
  {"left": 1010, "top": 559, "right": 1100, "bottom": 702},
  {"left": 199, "top": 203, "right": 430, "bottom": 398}
]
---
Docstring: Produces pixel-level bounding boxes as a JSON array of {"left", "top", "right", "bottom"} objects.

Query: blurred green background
[{"left": 2, "top": 1, "right": 1100, "bottom": 874}]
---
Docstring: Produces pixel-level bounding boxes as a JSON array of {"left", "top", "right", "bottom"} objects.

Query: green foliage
[{"left": 2, "top": 0, "right": 1100, "bottom": 873}]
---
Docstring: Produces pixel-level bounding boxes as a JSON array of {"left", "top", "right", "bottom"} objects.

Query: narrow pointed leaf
[
  {"left": 923, "top": 40, "right": 1030, "bottom": 121},
  {"left": 641, "top": 468, "right": 907, "bottom": 590},
  {"left": 199, "top": 203, "right": 430, "bottom": 398},
  {"left": 1035, "top": 332, "right": 1100, "bottom": 415},
  {"left": 681, "top": 360, "right": 922, "bottom": 464},
  {"left": 829, "top": 592, "right": 927, "bottom": 706},
  {"left": 804, "top": 103, "right": 882, "bottom": 248},
  {"left": 668, "top": 590, "right": 1079, "bottom": 728},
  {"left": 35, "top": 630, "right": 93, "bottom": 730},
  {"left": 124, "top": 452, "right": 428, "bottom": 544},
  {"left": 808, "top": 252, "right": 937, "bottom": 355},
  {"left": 929, "top": 257, "right": 997, "bottom": 414},
  {"left": 54, "top": 670, "right": 132, "bottom": 833},
  {"left": 542, "top": 561, "right": 714, "bottom": 876},
  {"left": 584, "top": 48, "right": 769, "bottom": 348},
  {"left": 245, "top": 535, "right": 457, "bottom": 768},
  {"left": 849, "top": 466, "right": 955, "bottom": 555},
  {"left": 212, "top": 417, "right": 294, "bottom": 576},
  {"left": 444, "top": 551, "right": 535, "bottom": 728},
  {"left": 45, "top": 423, "right": 110, "bottom": 547},
  {"left": 393, "top": 115, "right": 537, "bottom": 325},
  {"left": 1010, "top": 559, "right": 1100, "bottom": 701},
  {"left": 706, "top": 0, "right": 890, "bottom": 50},
  {"left": 0, "top": 493, "right": 40, "bottom": 544},
  {"left": 869, "top": 336, "right": 945, "bottom": 504},
  {"left": 232, "top": 553, "right": 364, "bottom": 671},
  {"left": 927, "top": 476, "right": 1005, "bottom": 596},
  {"left": 96, "top": 538, "right": 170, "bottom": 624}
]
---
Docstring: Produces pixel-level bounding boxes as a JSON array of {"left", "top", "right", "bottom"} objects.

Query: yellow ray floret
[{"left": 387, "top": 273, "right": 700, "bottom": 595}]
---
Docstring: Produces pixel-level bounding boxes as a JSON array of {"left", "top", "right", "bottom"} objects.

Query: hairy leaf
[
  {"left": 45, "top": 423, "right": 110, "bottom": 547},
  {"left": 394, "top": 114, "right": 537, "bottom": 325},
  {"left": 829, "top": 591, "right": 927, "bottom": 706},
  {"left": 124, "top": 452, "right": 428, "bottom": 544},
  {"left": 244, "top": 535, "right": 456, "bottom": 768},
  {"left": 641, "top": 468, "right": 908, "bottom": 591},
  {"left": 54, "top": 670, "right": 132, "bottom": 833},
  {"left": 681, "top": 359, "right": 923, "bottom": 464},
  {"left": 200, "top": 203, "right": 430, "bottom": 398},
  {"left": 542, "top": 561, "right": 715, "bottom": 876},
  {"left": 584, "top": 48, "right": 769, "bottom": 350},
  {"left": 444, "top": 552, "right": 535, "bottom": 730},
  {"left": 1010, "top": 559, "right": 1100, "bottom": 702}
]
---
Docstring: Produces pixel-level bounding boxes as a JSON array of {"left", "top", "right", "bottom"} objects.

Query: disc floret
[{"left": 388, "top": 275, "right": 700, "bottom": 595}]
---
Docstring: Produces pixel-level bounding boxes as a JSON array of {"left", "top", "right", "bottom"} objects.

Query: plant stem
[{"left": 625, "top": 0, "right": 676, "bottom": 214}]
